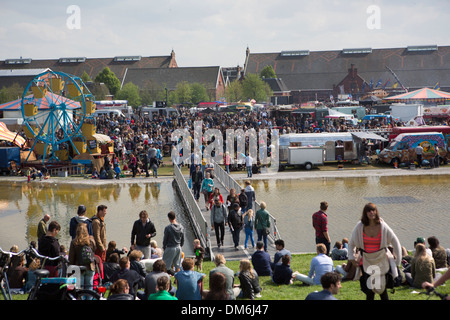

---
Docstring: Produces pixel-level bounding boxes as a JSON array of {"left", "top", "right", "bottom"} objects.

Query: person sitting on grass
[
  {"left": 293, "top": 243, "right": 334, "bottom": 285},
  {"left": 305, "top": 272, "right": 342, "bottom": 300},
  {"left": 272, "top": 254, "right": 293, "bottom": 285},
  {"left": 148, "top": 276, "right": 178, "bottom": 300}
]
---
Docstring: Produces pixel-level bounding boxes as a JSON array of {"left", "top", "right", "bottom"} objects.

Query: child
[
  {"left": 193, "top": 239, "right": 205, "bottom": 272},
  {"left": 114, "top": 164, "right": 121, "bottom": 179}
]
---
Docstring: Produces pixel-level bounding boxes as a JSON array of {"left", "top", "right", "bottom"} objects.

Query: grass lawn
[
  {"left": 198, "top": 253, "right": 449, "bottom": 301},
  {"left": 3, "top": 253, "right": 448, "bottom": 301}
]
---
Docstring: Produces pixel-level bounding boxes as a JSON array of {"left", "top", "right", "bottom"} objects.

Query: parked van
[
  {"left": 279, "top": 132, "right": 357, "bottom": 163},
  {"left": 378, "top": 132, "right": 447, "bottom": 165},
  {"left": 139, "top": 107, "right": 178, "bottom": 119},
  {"left": 93, "top": 109, "right": 125, "bottom": 118}
]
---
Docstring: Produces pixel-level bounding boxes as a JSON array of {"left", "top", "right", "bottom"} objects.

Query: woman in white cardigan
[{"left": 348, "top": 203, "right": 402, "bottom": 300}]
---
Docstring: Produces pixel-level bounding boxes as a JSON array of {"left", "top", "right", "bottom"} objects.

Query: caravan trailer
[{"left": 279, "top": 132, "right": 358, "bottom": 163}]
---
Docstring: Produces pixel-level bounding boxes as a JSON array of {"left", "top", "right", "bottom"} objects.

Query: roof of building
[
  {"left": 244, "top": 46, "right": 450, "bottom": 91},
  {"left": 122, "top": 66, "right": 223, "bottom": 90},
  {"left": 0, "top": 52, "right": 177, "bottom": 83}
]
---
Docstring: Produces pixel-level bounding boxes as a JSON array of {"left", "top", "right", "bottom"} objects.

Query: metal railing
[
  {"left": 212, "top": 161, "right": 282, "bottom": 242},
  {"left": 173, "top": 164, "right": 213, "bottom": 260},
  {"left": 46, "top": 164, "right": 86, "bottom": 177}
]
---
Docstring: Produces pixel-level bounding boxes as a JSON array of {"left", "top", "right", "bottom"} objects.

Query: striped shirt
[{"left": 363, "top": 229, "right": 381, "bottom": 253}]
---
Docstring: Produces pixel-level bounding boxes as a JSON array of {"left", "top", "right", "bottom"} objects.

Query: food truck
[{"left": 378, "top": 132, "right": 447, "bottom": 166}]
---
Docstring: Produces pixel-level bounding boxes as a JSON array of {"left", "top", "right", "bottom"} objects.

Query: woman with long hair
[
  {"left": 406, "top": 243, "right": 436, "bottom": 288},
  {"left": 348, "top": 203, "right": 402, "bottom": 300},
  {"left": 68, "top": 223, "right": 96, "bottom": 290},
  {"left": 204, "top": 272, "right": 229, "bottom": 300},
  {"left": 243, "top": 209, "right": 255, "bottom": 249},
  {"left": 236, "top": 259, "right": 262, "bottom": 300}
]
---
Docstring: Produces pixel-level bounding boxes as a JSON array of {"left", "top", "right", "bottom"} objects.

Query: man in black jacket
[
  {"left": 191, "top": 165, "right": 203, "bottom": 201},
  {"left": 38, "top": 221, "right": 62, "bottom": 277},
  {"left": 131, "top": 210, "right": 156, "bottom": 259},
  {"left": 228, "top": 203, "right": 243, "bottom": 250}
]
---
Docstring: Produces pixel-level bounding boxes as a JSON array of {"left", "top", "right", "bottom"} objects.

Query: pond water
[
  {"left": 0, "top": 180, "right": 195, "bottom": 255},
  {"left": 237, "top": 175, "right": 450, "bottom": 253},
  {"left": 1, "top": 174, "right": 449, "bottom": 255}
]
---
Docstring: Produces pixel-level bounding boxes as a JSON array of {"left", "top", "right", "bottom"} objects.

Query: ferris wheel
[{"left": 21, "top": 70, "right": 96, "bottom": 163}]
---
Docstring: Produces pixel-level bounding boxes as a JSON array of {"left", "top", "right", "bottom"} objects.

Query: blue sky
[{"left": 1, "top": 0, "right": 449, "bottom": 67}]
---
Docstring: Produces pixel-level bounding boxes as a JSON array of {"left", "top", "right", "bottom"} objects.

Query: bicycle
[
  {"left": 0, "top": 246, "right": 33, "bottom": 300},
  {"left": 1, "top": 246, "right": 101, "bottom": 300},
  {"left": 420, "top": 286, "right": 449, "bottom": 300},
  {"left": 27, "top": 247, "right": 102, "bottom": 300}
]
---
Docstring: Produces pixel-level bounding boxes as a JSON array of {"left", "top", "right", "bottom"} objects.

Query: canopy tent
[
  {"left": 91, "top": 133, "right": 112, "bottom": 143},
  {"left": 0, "top": 122, "right": 26, "bottom": 147},
  {"left": 0, "top": 92, "right": 81, "bottom": 111},
  {"left": 360, "top": 95, "right": 382, "bottom": 102},
  {"left": 351, "top": 131, "right": 387, "bottom": 141},
  {"left": 325, "top": 108, "right": 358, "bottom": 125},
  {"left": 384, "top": 88, "right": 450, "bottom": 103}
]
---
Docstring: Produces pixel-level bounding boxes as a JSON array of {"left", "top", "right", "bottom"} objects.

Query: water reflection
[
  {"left": 0, "top": 181, "right": 194, "bottom": 255},
  {"left": 237, "top": 175, "right": 450, "bottom": 253},
  {"left": 2, "top": 175, "right": 450, "bottom": 255}
]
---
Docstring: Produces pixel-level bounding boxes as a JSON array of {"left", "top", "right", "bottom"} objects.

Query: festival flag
[
  {"left": 382, "top": 78, "right": 390, "bottom": 89},
  {"left": 362, "top": 81, "right": 366, "bottom": 92},
  {"left": 369, "top": 79, "right": 373, "bottom": 89},
  {"left": 433, "top": 82, "right": 440, "bottom": 91},
  {"left": 392, "top": 82, "right": 399, "bottom": 88},
  {"left": 375, "top": 78, "right": 382, "bottom": 88}
]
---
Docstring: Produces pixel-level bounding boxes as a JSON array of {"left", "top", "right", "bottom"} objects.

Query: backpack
[{"left": 79, "top": 245, "right": 95, "bottom": 265}]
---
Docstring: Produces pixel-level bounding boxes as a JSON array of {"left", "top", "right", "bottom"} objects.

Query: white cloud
[{"left": 0, "top": 0, "right": 449, "bottom": 66}]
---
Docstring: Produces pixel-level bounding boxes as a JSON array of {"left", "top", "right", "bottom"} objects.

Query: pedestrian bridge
[{"left": 173, "top": 162, "right": 281, "bottom": 261}]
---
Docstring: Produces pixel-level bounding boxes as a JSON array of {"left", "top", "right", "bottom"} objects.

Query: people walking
[
  {"left": 243, "top": 209, "right": 255, "bottom": 249},
  {"left": 255, "top": 202, "right": 271, "bottom": 252},
  {"left": 191, "top": 165, "right": 203, "bottom": 201},
  {"left": 228, "top": 203, "right": 243, "bottom": 250},
  {"left": 201, "top": 172, "right": 214, "bottom": 211},
  {"left": 210, "top": 196, "right": 228, "bottom": 248}
]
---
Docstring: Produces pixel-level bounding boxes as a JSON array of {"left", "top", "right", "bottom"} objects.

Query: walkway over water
[{"left": 173, "top": 162, "right": 281, "bottom": 261}]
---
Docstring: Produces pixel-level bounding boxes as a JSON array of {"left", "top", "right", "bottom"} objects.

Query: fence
[
  {"left": 212, "top": 161, "right": 282, "bottom": 242},
  {"left": 172, "top": 164, "right": 213, "bottom": 260},
  {"left": 46, "top": 164, "right": 86, "bottom": 177}
]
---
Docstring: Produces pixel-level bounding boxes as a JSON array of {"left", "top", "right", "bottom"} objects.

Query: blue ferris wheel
[{"left": 21, "top": 70, "right": 96, "bottom": 163}]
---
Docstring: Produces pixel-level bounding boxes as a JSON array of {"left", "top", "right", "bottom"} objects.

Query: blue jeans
[
  {"left": 247, "top": 166, "right": 252, "bottom": 177},
  {"left": 81, "top": 270, "right": 95, "bottom": 290},
  {"left": 244, "top": 227, "right": 255, "bottom": 248},
  {"left": 257, "top": 229, "right": 268, "bottom": 251}
]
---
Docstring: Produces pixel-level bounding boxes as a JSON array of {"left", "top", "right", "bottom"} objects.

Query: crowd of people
[
  {"left": 4, "top": 195, "right": 450, "bottom": 301},
  {"left": 85, "top": 106, "right": 412, "bottom": 179}
]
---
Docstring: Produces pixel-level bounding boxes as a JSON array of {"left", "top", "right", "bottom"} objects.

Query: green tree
[
  {"left": 224, "top": 79, "right": 243, "bottom": 103},
  {"left": 260, "top": 65, "right": 276, "bottom": 79},
  {"left": 94, "top": 67, "right": 121, "bottom": 96},
  {"left": 241, "top": 73, "right": 272, "bottom": 102},
  {"left": 116, "top": 82, "right": 141, "bottom": 107},
  {"left": 0, "top": 82, "right": 24, "bottom": 103},
  {"left": 140, "top": 80, "right": 166, "bottom": 106},
  {"left": 173, "top": 81, "right": 191, "bottom": 104},
  {"left": 81, "top": 71, "right": 92, "bottom": 83},
  {"left": 190, "top": 83, "right": 209, "bottom": 104}
]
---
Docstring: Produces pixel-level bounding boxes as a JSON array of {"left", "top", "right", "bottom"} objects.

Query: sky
[{"left": 1, "top": 0, "right": 449, "bottom": 68}]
